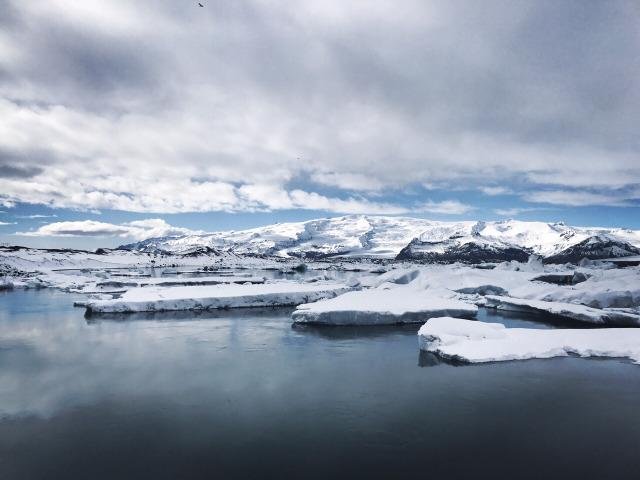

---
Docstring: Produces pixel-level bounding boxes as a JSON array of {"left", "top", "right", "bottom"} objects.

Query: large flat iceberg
[
  {"left": 86, "top": 282, "right": 351, "bottom": 313},
  {"left": 292, "top": 288, "right": 477, "bottom": 325},
  {"left": 95, "top": 275, "right": 265, "bottom": 289},
  {"left": 418, "top": 317, "right": 640, "bottom": 364},
  {"left": 485, "top": 295, "right": 640, "bottom": 326}
]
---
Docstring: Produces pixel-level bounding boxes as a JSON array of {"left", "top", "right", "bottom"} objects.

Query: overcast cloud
[{"left": 0, "top": 0, "right": 639, "bottom": 214}]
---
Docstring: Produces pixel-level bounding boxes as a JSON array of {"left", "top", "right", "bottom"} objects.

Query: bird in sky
[{"left": 198, "top": 2, "right": 204, "bottom": 7}]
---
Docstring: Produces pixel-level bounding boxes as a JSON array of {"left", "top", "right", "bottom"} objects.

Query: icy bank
[
  {"left": 292, "top": 288, "right": 477, "bottom": 325},
  {"left": 418, "top": 317, "right": 640, "bottom": 364},
  {"left": 485, "top": 295, "right": 640, "bottom": 326},
  {"left": 85, "top": 282, "right": 351, "bottom": 313}
]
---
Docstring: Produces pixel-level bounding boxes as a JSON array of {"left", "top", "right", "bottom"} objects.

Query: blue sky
[{"left": 1, "top": 1, "right": 639, "bottom": 249}]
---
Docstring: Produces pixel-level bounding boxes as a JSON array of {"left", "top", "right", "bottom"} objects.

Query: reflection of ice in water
[{"left": 0, "top": 290, "right": 297, "bottom": 418}]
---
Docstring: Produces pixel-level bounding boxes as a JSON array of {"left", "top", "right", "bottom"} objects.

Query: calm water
[{"left": 1, "top": 289, "right": 639, "bottom": 480}]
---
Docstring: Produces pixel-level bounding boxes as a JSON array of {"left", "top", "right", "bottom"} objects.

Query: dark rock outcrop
[
  {"left": 396, "top": 240, "right": 531, "bottom": 264},
  {"left": 543, "top": 236, "right": 640, "bottom": 264}
]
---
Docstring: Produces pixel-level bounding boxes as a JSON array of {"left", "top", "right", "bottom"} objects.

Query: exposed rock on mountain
[{"left": 117, "top": 215, "right": 640, "bottom": 264}]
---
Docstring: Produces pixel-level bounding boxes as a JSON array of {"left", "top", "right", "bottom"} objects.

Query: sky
[{"left": 0, "top": 0, "right": 639, "bottom": 249}]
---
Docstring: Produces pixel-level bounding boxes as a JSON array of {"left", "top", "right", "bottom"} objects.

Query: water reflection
[
  {"left": 85, "top": 306, "right": 297, "bottom": 324},
  {"left": 1, "top": 289, "right": 640, "bottom": 479}
]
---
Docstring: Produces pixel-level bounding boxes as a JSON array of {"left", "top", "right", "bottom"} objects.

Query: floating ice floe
[
  {"left": 511, "top": 267, "right": 640, "bottom": 310},
  {"left": 110, "top": 271, "right": 151, "bottom": 277},
  {"left": 418, "top": 317, "right": 640, "bottom": 364},
  {"left": 85, "top": 282, "right": 351, "bottom": 313},
  {"left": 292, "top": 288, "right": 477, "bottom": 325},
  {"left": 357, "top": 267, "right": 422, "bottom": 288},
  {"left": 74, "top": 294, "right": 114, "bottom": 307},
  {"left": 402, "top": 265, "right": 540, "bottom": 296},
  {"left": 485, "top": 295, "right": 640, "bottom": 326},
  {"left": 530, "top": 271, "right": 589, "bottom": 285},
  {"left": 95, "top": 275, "right": 266, "bottom": 289}
]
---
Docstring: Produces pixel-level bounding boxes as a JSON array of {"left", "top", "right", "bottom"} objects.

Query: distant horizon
[{"left": 3, "top": 209, "right": 640, "bottom": 251}]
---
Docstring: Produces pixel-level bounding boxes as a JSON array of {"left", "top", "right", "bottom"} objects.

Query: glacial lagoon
[{"left": 1, "top": 288, "right": 639, "bottom": 479}]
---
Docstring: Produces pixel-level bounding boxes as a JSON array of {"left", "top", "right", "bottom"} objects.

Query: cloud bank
[
  {"left": 0, "top": 0, "right": 638, "bottom": 213},
  {"left": 19, "top": 219, "right": 197, "bottom": 240}
]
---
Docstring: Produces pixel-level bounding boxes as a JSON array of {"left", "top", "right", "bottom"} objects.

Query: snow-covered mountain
[{"left": 118, "top": 215, "right": 640, "bottom": 263}]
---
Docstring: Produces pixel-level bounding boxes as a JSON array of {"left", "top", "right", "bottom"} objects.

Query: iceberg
[
  {"left": 85, "top": 282, "right": 351, "bottom": 313},
  {"left": 292, "top": 288, "right": 477, "bottom": 325},
  {"left": 485, "top": 295, "right": 640, "bottom": 326},
  {"left": 418, "top": 317, "right": 640, "bottom": 364},
  {"left": 515, "top": 267, "right": 640, "bottom": 310},
  {"left": 95, "top": 275, "right": 265, "bottom": 289}
]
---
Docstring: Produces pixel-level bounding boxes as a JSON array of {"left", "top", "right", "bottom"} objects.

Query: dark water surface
[{"left": 0, "top": 289, "right": 639, "bottom": 480}]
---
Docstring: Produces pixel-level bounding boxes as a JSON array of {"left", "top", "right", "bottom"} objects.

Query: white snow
[
  {"left": 95, "top": 275, "right": 266, "bottom": 288},
  {"left": 418, "top": 317, "right": 640, "bottom": 364},
  {"left": 485, "top": 295, "right": 640, "bottom": 326},
  {"left": 292, "top": 288, "right": 477, "bottom": 325},
  {"left": 601, "top": 255, "right": 640, "bottom": 265},
  {"left": 511, "top": 267, "right": 640, "bottom": 309},
  {"left": 119, "top": 215, "right": 640, "bottom": 259},
  {"left": 357, "top": 267, "right": 422, "bottom": 288},
  {"left": 85, "top": 282, "right": 352, "bottom": 313}
]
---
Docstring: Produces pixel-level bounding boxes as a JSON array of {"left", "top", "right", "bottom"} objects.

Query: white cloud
[
  {"left": 238, "top": 184, "right": 409, "bottom": 214},
  {"left": 16, "top": 214, "right": 58, "bottom": 219},
  {"left": 480, "top": 186, "right": 512, "bottom": 196},
  {"left": 17, "top": 219, "right": 198, "bottom": 240},
  {"left": 0, "top": 221, "right": 17, "bottom": 226},
  {"left": 415, "top": 200, "right": 474, "bottom": 215},
  {"left": 310, "top": 172, "right": 386, "bottom": 191},
  {"left": 494, "top": 208, "right": 523, "bottom": 216},
  {"left": 523, "top": 190, "right": 635, "bottom": 207},
  {"left": 0, "top": 1, "right": 638, "bottom": 214}
]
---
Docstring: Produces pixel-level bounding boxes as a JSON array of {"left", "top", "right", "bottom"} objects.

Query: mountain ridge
[{"left": 117, "top": 215, "right": 640, "bottom": 264}]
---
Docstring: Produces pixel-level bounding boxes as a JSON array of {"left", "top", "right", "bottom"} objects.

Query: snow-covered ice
[
  {"left": 511, "top": 267, "right": 640, "bottom": 310},
  {"left": 485, "top": 295, "right": 640, "bottom": 326},
  {"left": 292, "top": 288, "right": 477, "bottom": 325},
  {"left": 85, "top": 282, "right": 352, "bottom": 313},
  {"left": 95, "top": 275, "right": 266, "bottom": 288},
  {"left": 418, "top": 317, "right": 640, "bottom": 364}
]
